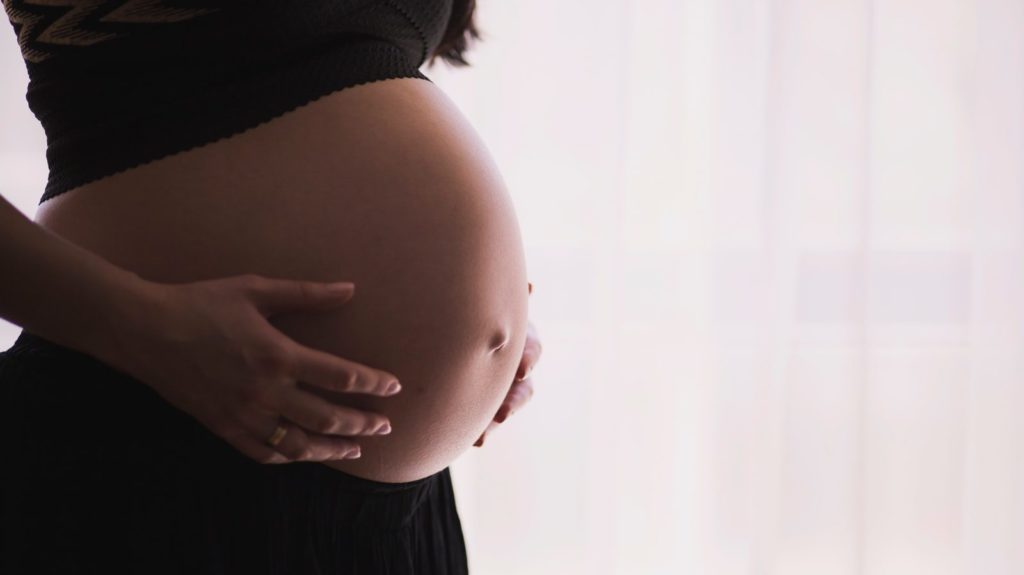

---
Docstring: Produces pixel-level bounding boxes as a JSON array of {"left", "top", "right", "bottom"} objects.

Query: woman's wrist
[{"left": 74, "top": 265, "right": 169, "bottom": 372}]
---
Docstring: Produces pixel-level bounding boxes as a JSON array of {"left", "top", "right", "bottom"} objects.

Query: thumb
[{"left": 247, "top": 277, "right": 355, "bottom": 316}]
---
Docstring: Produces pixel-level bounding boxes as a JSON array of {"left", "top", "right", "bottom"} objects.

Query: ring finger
[{"left": 234, "top": 405, "right": 363, "bottom": 463}]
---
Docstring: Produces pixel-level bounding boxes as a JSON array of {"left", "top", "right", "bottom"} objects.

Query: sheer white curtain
[
  {"left": 3, "top": 0, "right": 1023, "bottom": 573},
  {"left": 430, "top": 0, "right": 1024, "bottom": 573}
]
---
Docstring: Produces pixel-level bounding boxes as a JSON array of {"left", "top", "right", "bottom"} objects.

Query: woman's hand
[
  {"left": 474, "top": 283, "right": 542, "bottom": 447},
  {"left": 97, "top": 273, "right": 401, "bottom": 465}
]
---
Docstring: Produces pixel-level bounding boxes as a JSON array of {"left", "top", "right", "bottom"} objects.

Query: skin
[
  {"left": 33, "top": 77, "right": 538, "bottom": 483},
  {"left": 476, "top": 311, "right": 540, "bottom": 447}
]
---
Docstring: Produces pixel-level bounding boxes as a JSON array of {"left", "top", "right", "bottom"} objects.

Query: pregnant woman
[{"left": 0, "top": 0, "right": 542, "bottom": 573}]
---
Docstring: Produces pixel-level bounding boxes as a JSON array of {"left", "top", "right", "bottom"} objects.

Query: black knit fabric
[
  {"left": 0, "top": 330, "right": 470, "bottom": 574},
  {"left": 1, "top": 0, "right": 454, "bottom": 204}
]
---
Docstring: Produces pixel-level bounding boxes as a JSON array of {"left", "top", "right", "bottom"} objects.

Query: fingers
[
  {"left": 283, "top": 339, "right": 401, "bottom": 397},
  {"left": 219, "top": 426, "right": 290, "bottom": 464},
  {"left": 275, "top": 385, "right": 392, "bottom": 437},
  {"left": 496, "top": 378, "right": 535, "bottom": 423},
  {"left": 265, "top": 423, "right": 363, "bottom": 464},
  {"left": 231, "top": 404, "right": 363, "bottom": 463},
  {"left": 515, "top": 323, "right": 543, "bottom": 382},
  {"left": 240, "top": 274, "right": 402, "bottom": 393},
  {"left": 245, "top": 275, "right": 356, "bottom": 316},
  {"left": 475, "top": 416, "right": 501, "bottom": 446},
  {"left": 474, "top": 378, "right": 537, "bottom": 448}
]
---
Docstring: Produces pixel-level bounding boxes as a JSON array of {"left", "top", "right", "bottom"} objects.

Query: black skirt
[{"left": 0, "top": 330, "right": 469, "bottom": 574}]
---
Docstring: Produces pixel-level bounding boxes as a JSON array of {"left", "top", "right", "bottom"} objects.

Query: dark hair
[{"left": 429, "top": 0, "right": 481, "bottom": 67}]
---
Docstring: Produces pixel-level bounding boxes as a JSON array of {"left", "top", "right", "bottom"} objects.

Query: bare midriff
[{"left": 32, "top": 78, "right": 530, "bottom": 483}]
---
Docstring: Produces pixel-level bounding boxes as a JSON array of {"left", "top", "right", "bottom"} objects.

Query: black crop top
[{"left": 2, "top": 0, "right": 452, "bottom": 204}]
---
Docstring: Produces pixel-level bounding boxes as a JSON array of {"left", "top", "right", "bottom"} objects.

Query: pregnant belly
[{"left": 33, "top": 78, "right": 530, "bottom": 483}]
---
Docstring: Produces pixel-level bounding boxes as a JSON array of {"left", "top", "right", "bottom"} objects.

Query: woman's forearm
[{"left": 0, "top": 192, "right": 155, "bottom": 358}]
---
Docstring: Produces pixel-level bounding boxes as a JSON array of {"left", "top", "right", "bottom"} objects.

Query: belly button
[{"left": 488, "top": 328, "right": 511, "bottom": 354}]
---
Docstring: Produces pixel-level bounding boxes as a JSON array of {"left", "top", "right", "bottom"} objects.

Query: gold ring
[{"left": 266, "top": 421, "right": 289, "bottom": 447}]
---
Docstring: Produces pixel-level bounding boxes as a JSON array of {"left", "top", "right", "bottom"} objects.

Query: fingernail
[
  {"left": 346, "top": 448, "right": 362, "bottom": 459},
  {"left": 385, "top": 381, "right": 402, "bottom": 395},
  {"left": 495, "top": 411, "right": 507, "bottom": 424},
  {"left": 377, "top": 422, "right": 391, "bottom": 435},
  {"left": 528, "top": 282, "right": 533, "bottom": 295},
  {"left": 329, "top": 282, "right": 354, "bottom": 294}
]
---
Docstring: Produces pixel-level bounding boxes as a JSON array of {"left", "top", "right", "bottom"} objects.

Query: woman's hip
[{"left": 0, "top": 331, "right": 469, "bottom": 574}]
